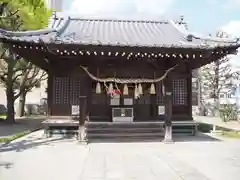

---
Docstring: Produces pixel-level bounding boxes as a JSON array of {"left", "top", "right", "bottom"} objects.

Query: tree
[
  {"left": 0, "top": 0, "right": 51, "bottom": 30},
  {"left": 0, "top": 58, "right": 47, "bottom": 117},
  {"left": 0, "top": 0, "right": 51, "bottom": 123},
  {"left": 200, "top": 32, "right": 240, "bottom": 116},
  {"left": 16, "top": 64, "right": 47, "bottom": 117}
]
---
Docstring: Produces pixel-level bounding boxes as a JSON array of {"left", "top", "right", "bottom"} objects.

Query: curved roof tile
[{"left": 0, "top": 15, "right": 239, "bottom": 49}]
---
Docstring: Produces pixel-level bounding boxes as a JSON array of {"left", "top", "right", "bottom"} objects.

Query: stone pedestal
[
  {"left": 163, "top": 125, "right": 173, "bottom": 143},
  {"left": 78, "top": 125, "right": 87, "bottom": 143}
]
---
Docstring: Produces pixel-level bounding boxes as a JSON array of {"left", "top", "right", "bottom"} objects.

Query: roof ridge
[{"left": 68, "top": 16, "right": 169, "bottom": 23}]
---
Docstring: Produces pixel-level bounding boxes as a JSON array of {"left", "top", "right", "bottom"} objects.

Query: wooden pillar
[
  {"left": 150, "top": 94, "right": 157, "bottom": 120},
  {"left": 47, "top": 72, "right": 53, "bottom": 117},
  {"left": 187, "top": 73, "right": 193, "bottom": 119},
  {"left": 78, "top": 96, "right": 87, "bottom": 142},
  {"left": 163, "top": 75, "right": 173, "bottom": 143}
]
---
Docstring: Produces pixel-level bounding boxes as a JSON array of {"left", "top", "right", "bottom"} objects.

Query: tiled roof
[
  {"left": 0, "top": 15, "right": 239, "bottom": 49},
  {"left": 59, "top": 17, "right": 240, "bottom": 48},
  {"left": 56, "top": 18, "right": 190, "bottom": 47}
]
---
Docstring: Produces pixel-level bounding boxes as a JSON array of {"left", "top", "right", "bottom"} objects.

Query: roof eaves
[
  {"left": 0, "top": 15, "right": 71, "bottom": 39},
  {"left": 55, "top": 15, "right": 71, "bottom": 36},
  {"left": 169, "top": 20, "right": 239, "bottom": 44},
  {"left": 0, "top": 28, "right": 56, "bottom": 37},
  {"left": 52, "top": 38, "right": 240, "bottom": 50},
  {"left": 191, "top": 34, "right": 239, "bottom": 44}
]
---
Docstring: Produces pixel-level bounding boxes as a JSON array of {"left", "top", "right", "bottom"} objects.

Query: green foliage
[
  {"left": 0, "top": 130, "right": 30, "bottom": 143},
  {"left": 219, "top": 104, "right": 238, "bottom": 122},
  {"left": 0, "top": 0, "right": 51, "bottom": 122},
  {"left": 0, "top": 0, "right": 51, "bottom": 30},
  {"left": 221, "top": 131, "right": 240, "bottom": 138},
  {"left": 198, "top": 123, "right": 213, "bottom": 133},
  {"left": 200, "top": 32, "right": 240, "bottom": 103},
  {"left": 201, "top": 58, "right": 239, "bottom": 99},
  {"left": 0, "top": 56, "right": 47, "bottom": 100}
]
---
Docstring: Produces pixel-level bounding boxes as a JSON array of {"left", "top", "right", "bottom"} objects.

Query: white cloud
[
  {"left": 220, "top": 21, "right": 240, "bottom": 37},
  {"left": 206, "top": 0, "right": 240, "bottom": 11},
  {"left": 66, "top": 0, "right": 174, "bottom": 16},
  {"left": 225, "top": 0, "right": 240, "bottom": 8}
]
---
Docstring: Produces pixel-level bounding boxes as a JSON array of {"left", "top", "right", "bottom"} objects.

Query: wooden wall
[{"left": 47, "top": 61, "right": 193, "bottom": 121}]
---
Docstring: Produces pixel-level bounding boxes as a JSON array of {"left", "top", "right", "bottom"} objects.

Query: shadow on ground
[
  {"left": 0, "top": 134, "right": 76, "bottom": 153},
  {"left": 0, "top": 161, "right": 14, "bottom": 169},
  {"left": 0, "top": 128, "right": 221, "bottom": 153},
  {"left": 0, "top": 116, "right": 47, "bottom": 137}
]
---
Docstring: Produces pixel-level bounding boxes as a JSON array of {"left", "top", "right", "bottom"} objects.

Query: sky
[
  {"left": 61, "top": 0, "right": 240, "bottom": 67},
  {"left": 62, "top": 0, "right": 240, "bottom": 35}
]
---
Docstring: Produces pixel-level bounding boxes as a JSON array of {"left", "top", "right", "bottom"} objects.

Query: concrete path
[
  {"left": 1, "top": 131, "right": 240, "bottom": 180},
  {"left": 194, "top": 116, "right": 240, "bottom": 131}
]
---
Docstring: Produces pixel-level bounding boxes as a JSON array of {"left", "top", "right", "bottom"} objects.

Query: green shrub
[
  {"left": 221, "top": 131, "right": 240, "bottom": 138},
  {"left": 198, "top": 123, "right": 213, "bottom": 133},
  {"left": 219, "top": 104, "right": 238, "bottom": 122},
  {"left": 0, "top": 131, "right": 30, "bottom": 143}
]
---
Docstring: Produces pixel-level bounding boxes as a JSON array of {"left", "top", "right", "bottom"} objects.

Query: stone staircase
[
  {"left": 86, "top": 121, "right": 198, "bottom": 142},
  {"left": 86, "top": 122, "right": 164, "bottom": 142},
  {"left": 42, "top": 119, "right": 198, "bottom": 141}
]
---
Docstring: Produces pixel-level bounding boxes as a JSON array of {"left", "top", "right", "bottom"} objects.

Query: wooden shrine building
[{"left": 0, "top": 15, "right": 239, "bottom": 141}]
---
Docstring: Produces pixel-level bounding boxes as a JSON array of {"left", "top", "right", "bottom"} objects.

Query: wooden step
[
  {"left": 86, "top": 121, "right": 197, "bottom": 141},
  {"left": 43, "top": 121, "right": 197, "bottom": 140},
  {"left": 87, "top": 127, "right": 163, "bottom": 133}
]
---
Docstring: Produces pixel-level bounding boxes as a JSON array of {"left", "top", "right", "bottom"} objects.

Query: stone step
[
  {"left": 87, "top": 122, "right": 196, "bottom": 141},
  {"left": 86, "top": 123, "right": 163, "bottom": 129},
  {"left": 44, "top": 121, "right": 197, "bottom": 141},
  {"left": 87, "top": 127, "right": 163, "bottom": 133},
  {"left": 87, "top": 132, "right": 164, "bottom": 137}
]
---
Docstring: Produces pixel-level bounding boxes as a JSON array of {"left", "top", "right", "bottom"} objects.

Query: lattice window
[
  {"left": 63, "top": 77, "right": 69, "bottom": 104},
  {"left": 53, "top": 76, "right": 70, "bottom": 104},
  {"left": 172, "top": 79, "right": 187, "bottom": 105},
  {"left": 156, "top": 82, "right": 164, "bottom": 105},
  {"left": 53, "top": 77, "right": 61, "bottom": 104},
  {"left": 70, "top": 78, "right": 81, "bottom": 105}
]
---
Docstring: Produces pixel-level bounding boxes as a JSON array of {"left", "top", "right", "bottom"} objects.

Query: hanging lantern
[
  {"left": 149, "top": 83, "right": 156, "bottom": 94},
  {"left": 95, "top": 82, "right": 101, "bottom": 94},
  {"left": 134, "top": 84, "right": 139, "bottom": 99},
  {"left": 123, "top": 84, "right": 129, "bottom": 95},
  {"left": 138, "top": 84, "right": 143, "bottom": 95},
  {"left": 108, "top": 83, "right": 113, "bottom": 93}
]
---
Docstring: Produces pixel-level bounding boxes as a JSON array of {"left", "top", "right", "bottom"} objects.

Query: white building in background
[
  {"left": 204, "top": 89, "right": 238, "bottom": 105},
  {"left": 45, "top": 0, "right": 63, "bottom": 11},
  {"left": 0, "top": 79, "right": 47, "bottom": 107},
  {"left": 0, "top": 0, "right": 64, "bottom": 107}
]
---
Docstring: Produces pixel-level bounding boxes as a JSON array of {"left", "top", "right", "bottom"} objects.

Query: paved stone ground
[{"left": 0, "top": 131, "right": 240, "bottom": 180}]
